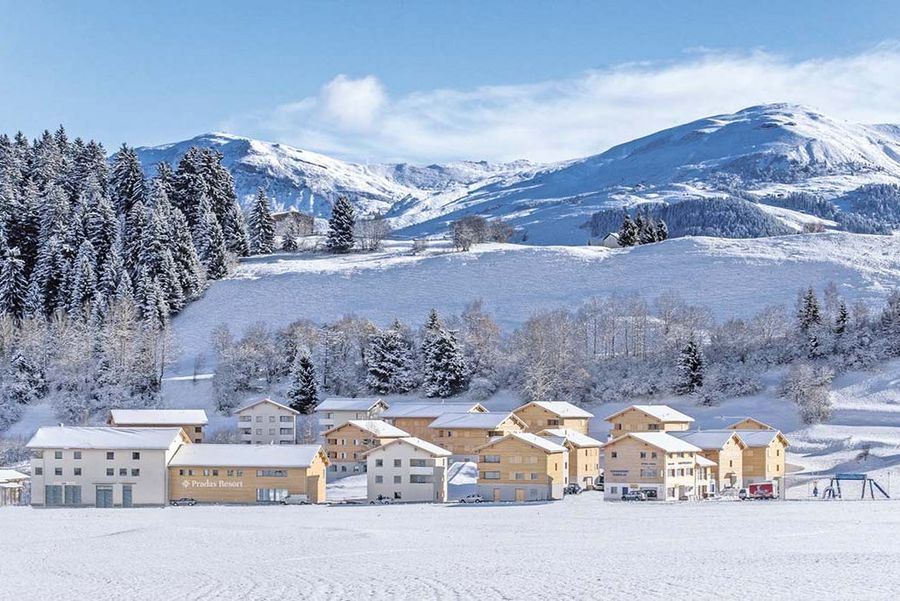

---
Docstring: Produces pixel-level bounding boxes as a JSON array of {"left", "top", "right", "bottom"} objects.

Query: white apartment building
[
  {"left": 315, "top": 397, "right": 389, "bottom": 435},
  {"left": 364, "top": 437, "right": 451, "bottom": 503},
  {"left": 235, "top": 399, "right": 299, "bottom": 445},
  {"left": 27, "top": 426, "right": 188, "bottom": 507}
]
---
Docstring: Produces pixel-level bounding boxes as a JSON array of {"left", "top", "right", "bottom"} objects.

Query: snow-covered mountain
[{"left": 136, "top": 104, "right": 900, "bottom": 244}]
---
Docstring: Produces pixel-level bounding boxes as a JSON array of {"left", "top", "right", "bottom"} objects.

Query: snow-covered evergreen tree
[
  {"left": 204, "top": 216, "right": 228, "bottom": 280},
  {"left": 326, "top": 196, "right": 355, "bottom": 253},
  {"left": 67, "top": 240, "right": 97, "bottom": 317},
  {"left": 797, "top": 287, "right": 822, "bottom": 333},
  {"left": 110, "top": 144, "right": 145, "bottom": 215},
  {"left": 366, "top": 321, "right": 416, "bottom": 394},
  {"left": 656, "top": 219, "right": 669, "bottom": 241},
  {"left": 0, "top": 245, "right": 27, "bottom": 319},
  {"left": 618, "top": 211, "right": 638, "bottom": 247},
  {"left": 286, "top": 349, "right": 319, "bottom": 414},
  {"left": 675, "top": 336, "right": 704, "bottom": 394},
  {"left": 281, "top": 223, "right": 299, "bottom": 252},
  {"left": 247, "top": 187, "right": 275, "bottom": 255},
  {"left": 421, "top": 310, "right": 468, "bottom": 397}
]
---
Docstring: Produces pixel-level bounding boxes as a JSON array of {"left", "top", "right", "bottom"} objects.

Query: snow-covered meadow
[{"left": 2, "top": 497, "right": 898, "bottom": 601}]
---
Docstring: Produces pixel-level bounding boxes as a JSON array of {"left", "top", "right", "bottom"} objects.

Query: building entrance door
[
  {"left": 515, "top": 489, "right": 525, "bottom": 502},
  {"left": 122, "top": 485, "right": 133, "bottom": 508},
  {"left": 492, "top": 488, "right": 501, "bottom": 502},
  {"left": 95, "top": 485, "right": 114, "bottom": 508}
]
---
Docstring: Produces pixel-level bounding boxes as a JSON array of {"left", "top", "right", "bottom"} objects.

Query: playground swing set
[{"left": 821, "top": 473, "right": 890, "bottom": 500}]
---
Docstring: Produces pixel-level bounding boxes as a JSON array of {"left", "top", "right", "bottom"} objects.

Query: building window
[
  {"left": 239, "top": 416, "right": 251, "bottom": 422},
  {"left": 53, "top": 451, "right": 62, "bottom": 459},
  {"left": 483, "top": 455, "right": 501, "bottom": 463},
  {"left": 54, "top": 467, "right": 62, "bottom": 476},
  {"left": 482, "top": 471, "right": 501, "bottom": 480},
  {"left": 393, "top": 459, "right": 402, "bottom": 468},
  {"left": 393, "top": 475, "right": 402, "bottom": 484},
  {"left": 268, "top": 416, "right": 275, "bottom": 422},
  {"left": 226, "top": 470, "right": 234, "bottom": 477},
  {"left": 179, "top": 469, "right": 185, "bottom": 476},
  {"left": 269, "top": 429, "right": 276, "bottom": 435},
  {"left": 280, "top": 428, "right": 293, "bottom": 435},
  {"left": 410, "top": 474, "right": 433, "bottom": 484},
  {"left": 514, "top": 472, "right": 525, "bottom": 480},
  {"left": 212, "top": 469, "right": 219, "bottom": 476},
  {"left": 610, "top": 486, "right": 618, "bottom": 494},
  {"left": 256, "top": 416, "right": 263, "bottom": 422},
  {"left": 203, "top": 469, "right": 210, "bottom": 476},
  {"left": 106, "top": 468, "right": 114, "bottom": 476},
  {"left": 32, "top": 450, "right": 43, "bottom": 459},
  {"left": 547, "top": 419, "right": 560, "bottom": 426},
  {"left": 375, "top": 475, "right": 383, "bottom": 483},
  {"left": 614, "top": 424, "right": 622, "bottom": 430},
  {"left": 187, "top": 469, "right": 194, "bottom": 476},
  {"left": 640, "top": 452, "right": 647, "bottom": 459},
  {"left": 34, "top": 467, "right": 43, "bottom": 475},
  {"left": 326, "top": 438, "right": 337, "bottom": 445},
  {"left": 651, "top": 452, "right": 657, "bottom": 459},
  {"left": 74, "top": 451, "right": 82, "bottom": 460},
  {"left": 106, "top": 452, "right": 114, "bottom": 460},
  {"left": 194, "top": 426, "right": 202, "bottom": 433},
  {"left": 280, "top": 416, "right": 293, "bottom": 422},
  {"left": 531, "top": 473, "right": 540, "bottom": 480},
  {"left": 132, "top": 452, "right": 140, "bottom": 460},
  {"left": 375, "top": 459, "right": 383, "bottom": 467},
  {"left": 119, "top": 468, "right": 127, "bottom": 476},
  {"left": 325, "top": 412, "right": 333, "bottom": 419},
  {"left": 409, "top": 459, "right": 427, "bottom": 468},
  {"left": 256, "top": 488, "right": 288, "bottom": 503},
  {"left": 131, "top": 469, "right": 140, "bottom": 477},
  {"left": 257, "top": 469, "right": 287, "bottom": 477},
  {"left": 236, "top": 470, "right": 243, "bottom": 477},
  {"left": 611, "top": 451, "right": 618, "bottom": 458},
  {"left": 648, "top": 424, "right": 660, "bottom": 431}
]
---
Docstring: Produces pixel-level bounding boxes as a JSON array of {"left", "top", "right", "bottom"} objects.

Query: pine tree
[
  {"left": 0, "top": 246, "right": 27, "bottom": 318},
  {"left": 366, "top": 321, "right": 416, "bottom": 393},
  {"left": 675, "top": 336, "right": 704, "bottom": 394},
  {"left": 326, "top": 196, "right": 355, "bottom": 253},
  {"left": 247, "top": 187, "right": 275, "bottom": 254},
  {"left": 421, "top": 310, "right": 468, "bottom": 397},
  {"left": 634, "top": 212, "right": 645, "bottom": 244},
  {"left": 168, "top": 208, "right": 205, "bottom": 300},
  {"left": 198, "top": 148, "right": 249, "bottom": 256},
  {"left": 656, "top": 219, "right": 669, "bottom": 241},
  {"left": 281, "top": 223, "right": 299, "bottom": 252},
  {"left": 67, "top": 239, "right": 97, "bottom": 317},
  {"left": 286, "top": 349, "right": 319, "bottom": 413},
  {"left": 639, "top": 211, "right": 659, "bottom": 244},
  {"left": 834, "top": 302, "right": 849, "bottom": 336},
  {"left": 798, "top": 287, "right": 822, "bottom": 333},
  {"left": 204, "top": 216, "right": 228, "bottom": 280},
  {"left": 110, "top": 144, "right": 146, "bottom": 215},
  {"left": 618, "top": 211, "right": 638, "bottom": 247}
]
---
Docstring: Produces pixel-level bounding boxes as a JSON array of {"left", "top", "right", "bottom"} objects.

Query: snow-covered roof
[
  {"left": 234, "top": 398, "right": 300, "bottom": 415},
  {"left": 342, "top": 420, "right": 409, "bottom": 438},
  {"left": 731, "top": 429, "right": 789, "bottom": 448},
  {"left": 516, "top": 401, "right": 594, "bottom": 419},
  {"left": 428, "top": 411, "right": 519, "bottom": 430},
  {"left": 605, "top": 432, "right": 702, "bottom": 453},
  {"left": 538, "top": 428, "right": 603, "bottom": 448},
  {"left": 670, "top": 430, "right": 744, "bottom": 450},
  {"left": 696, "top": 455, "right": 717, "bottom": 467},
  {"left": 169, "top": 444, "right": 324, "bottom": 468},
  {"left": 26, "top": 427, "right": 185, "bottom": 450},
  {"left": 315, "top": 397, "right": 387, "bottom": 412},
  {"left": 479, "top": 432, "right": 567, "bottom": 454},
  {"left": 727, "top": 417, "right": 775, "bottom": 430},
  {"left": 109, "top": 409, "right": 209, "bottom": 426},
  {"left": 381, "top": 402, "right": 485, "bottom": 419},
  {"left": 0, "top": 469, "right": 28, "bottom": 482},
  {"left": 364, "top": 437, "right": 452, "bottom": 458},
  {"left": 604, "top": 404, "right": 695, "bottom": 423}
]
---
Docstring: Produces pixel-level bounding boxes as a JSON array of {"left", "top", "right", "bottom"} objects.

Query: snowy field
[
  {"left": 2, "top": 497, "right": 899, "bottom": 601},
  {"left": 167, "top": 232, "right": 900, "bottom": 375}
]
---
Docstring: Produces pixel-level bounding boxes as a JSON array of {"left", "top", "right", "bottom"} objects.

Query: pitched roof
[
  {"left": 539, "top": 428, "right": 603, "bottom": 448},
  {"left": 670, "top": 430, "right": 746, "bottom": 450},
  {"left": 363, "top": 437, "right": 452, "bottom": 458},
  {"left": 727, "top": 417, "right": 775, "bottom": 430},
  {"left": 169, "top": 444, "right": 324, "bottom": 468},
  {"left": 326, "top": 420, "right": 408, "bottom": 438},
  {"left": 604, "top": 432, "right": 702, "bottom": 453},
  {"left": 234, "top": 398, "right": 300, "bottom": 415},
  {"left": 604, "top": 404, "right": 695, "bottom": 423},
  {"left": 0, "top": 469, "right": 29, "bottom": 482},
  {"left": 381, "top": 402, "right": 485, "bottom": 419},
  {"left": 109, "top": 409, "right": 209, "bottom": 426},
  {"left": 516, "top": 401, "right": 594, "bottom": 419},
  {"left": 730, "top": 429, "right": 789, "bottom": 448},
  {"left": 428, "top": 411, "right": 522, "bottom": 430},
  {"left": 315, "top": 397, "right": 387, "bottom": 412},
  {"left": 696, "top": 455, "right": 717, "bottom": 467},
  {"left": 26, "top": 427, "right": 185, "bottom": 450},
  {"left": 478, "top": 432, "right": 567, "bottom": 454}
]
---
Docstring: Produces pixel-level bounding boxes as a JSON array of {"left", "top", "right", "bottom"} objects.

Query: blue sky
[{"left": 3, "top": 1, "right": 900, "bottom": 162}]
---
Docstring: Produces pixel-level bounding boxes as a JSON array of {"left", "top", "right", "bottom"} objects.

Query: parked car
[
  {"left": 565, "top": 483, "right": 583, "bottom": 495},
  {"left": 621, "top": 490, "right": 647, "bottom": 501},
  {"left": 459, "top": 493, "right": 484, "bottom": 504},
  {"left": 640, "top": 488, "right": 658, "bottom": 500},
  {"left": 170, "top": 497, "right": 197, "bottom": 506},
  {"left": 370, "top": 495, "right": 393, "bottom": 505},
  {"left": 281, "top": 494, "right": 310, "bottom": 505}
]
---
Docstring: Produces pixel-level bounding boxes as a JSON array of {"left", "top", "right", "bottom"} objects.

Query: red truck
[{"left": 739, "top": 482, "right": 776, "bottom": 500}]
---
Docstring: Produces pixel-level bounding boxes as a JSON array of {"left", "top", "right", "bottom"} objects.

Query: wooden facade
[
  {"left": 429, "top": 414, "right": 526, "bottom": 457},
  {"left": 605, "top": 406, "right": 693, "bottom": 437},
  {"left": 475, "top": 433, "right": 567, "bottom": 501},
  {"left": 602, "top": 434, "right": 703, "bottom": 500},
  {"left": 513, "top": 402, "right": 592, "bottom": 435}
]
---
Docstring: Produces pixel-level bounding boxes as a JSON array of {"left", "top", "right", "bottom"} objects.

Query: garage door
[
  {"left": 45, "top": 485, "right": 63, "bottom": 506},
  {"left": 95, "top": 485, "right": 114, "bottom": 508}
]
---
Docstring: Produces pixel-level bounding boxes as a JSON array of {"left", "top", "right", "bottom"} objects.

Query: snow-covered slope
[{"left": 136, "top": 104, "right": 900, "bottom": 244}]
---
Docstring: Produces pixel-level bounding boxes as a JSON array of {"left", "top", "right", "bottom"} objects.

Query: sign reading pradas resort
[{"left": 181, "top": 479, "right": 244, "bottom": 489}]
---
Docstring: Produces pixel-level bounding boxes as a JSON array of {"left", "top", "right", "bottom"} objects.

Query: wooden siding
[
  {"left": 568, "top": 444, "right": 601, "bottom": 485},
  {"left": 323, "top": 423, "right": 406, "bottom": 465},
  {"left": 513, "top": 405, "right": 590, "bottom": 435},
  {"left": 476, "top": 436, "right": 566, "bottom": 488},
  {"left": 606, "top": 407, "right": 690, "bottom": 435},
  {"left": 430, "top": 416, "right": 524, "bottom": 456},
  {"left": 742, "top": 438, "right": 787, "bottom": 481}
]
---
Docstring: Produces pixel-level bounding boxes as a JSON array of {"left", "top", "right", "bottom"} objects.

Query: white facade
[
  {"left": 315, "top": 398, "right": 388, "bottom": 435},
  {"left": 27, "top": 427, "right": 185, "bottom": 508},
  {"left": 365, "top": 438, "right": 450, "bottom": 503},
  {"left": 235, "top": 399, "right": 299, "bottom": 445}
]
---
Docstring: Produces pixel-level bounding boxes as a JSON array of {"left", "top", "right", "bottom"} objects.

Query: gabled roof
[
  {"left": 730, "top": 429, "right": 789, "bottom": 448},
  {"left": 381, "top": 402, "right": 486, "bottom": 419},
  {"left": 476, "top": 432, "right": 567, "bottom": 454},
  {"left": 362, "top": 437, "right": 452, "bottom": 458},
  {"left": 169, "top": 444, "right": 325, "bottom": 468},
  {"left": 109, "top": 409, "right": 209, "bottom": 426},
  {"left": 670, "top": 430, "right": 747, "bottom": 451},
  {"left": 26, "top": 427, "right": 185, "bottom": 450},
  {"left": 234, "top": 398, "right": 300, "bottom": 416},
  {"left": 515, "top": 401, "right": 594, "bottom": 419},
  {"left": 727, "top": 417, "right": 775, "bottom": 430},
  {"left": 603, "top": 432, "right": 702, "bottom": 453},
  {"left": 324, "top": 420, "right": 409, "bottom": 438},
  {"left": 0, "top": 469, "right": 29, "bottom": 482},
  {"left": 538, "top": 428, "right": 603, "bottom": 448},
  {"left": 696, "top": 455, "right": 717, "bottom": 467},
  {"left": 428, "top": 411, "right": 524, "bottom": 430},
  {"left": 604, "top": 404, "right": 695, "bottom": 424},
  {"left": 315, "top": 397, "right": 388, "bottom": 412}
]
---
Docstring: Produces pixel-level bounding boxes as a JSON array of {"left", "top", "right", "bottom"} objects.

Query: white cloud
[{"left": 224, "top": 45, "right": 900, "bottom": 164}]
